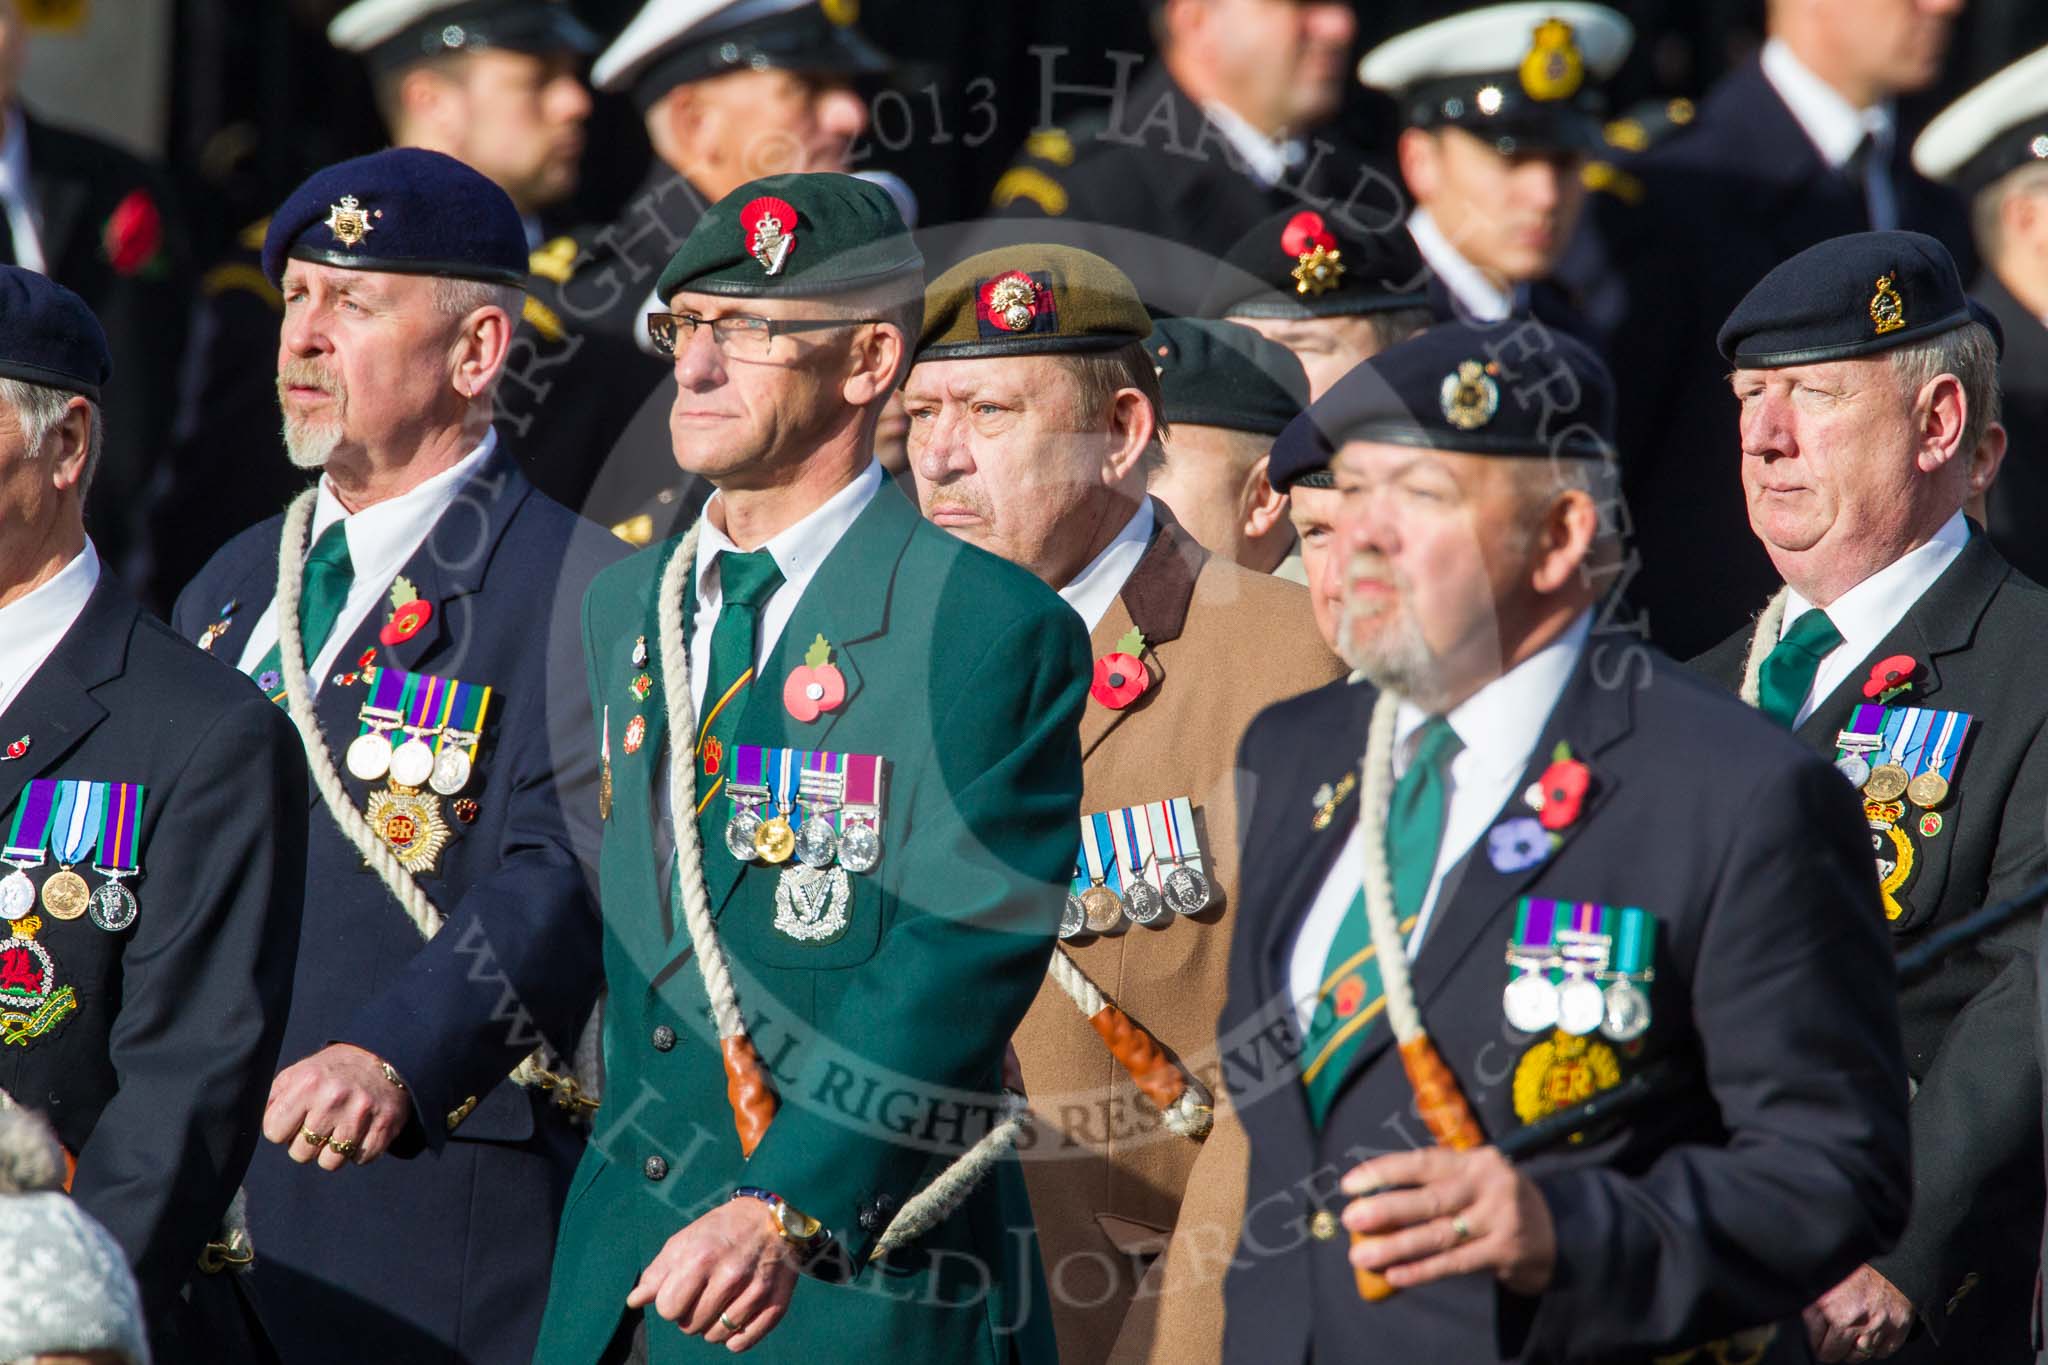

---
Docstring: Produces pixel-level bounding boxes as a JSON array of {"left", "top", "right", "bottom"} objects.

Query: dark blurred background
[{"left": 147, "top": 0, "right": 2048, "bottom": 258}]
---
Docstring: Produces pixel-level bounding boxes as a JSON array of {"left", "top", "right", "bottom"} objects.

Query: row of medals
[
  {"left": 0, "top": 862, "right": 138, "bottom": 932},
  {"left": 1503, "top": 955, "right": 1651, "bottom": 1043},
  {"left": 1061, "top": 858, "right": 1212, "bottom": 939},
  {"left": 345, "top": 722, "right": 478, "bottom": 796},
  {"left": 1836, "top": 741, "right": 1948, "bottom": 809},
  {"left": 725, "top": 774, "right": 882, "bottom": 875}
]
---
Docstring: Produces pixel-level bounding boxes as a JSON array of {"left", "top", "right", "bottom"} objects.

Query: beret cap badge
[
  {"left": 1282, "top": 212, "right": 1345, "bottom": 297},
  {"left": 324, "top": 194, "right": 375, "bottom": 249},
  {"left": 742, "top": 196, "right": 797, "bottom": 276},
  {"left": 1440, "top": 359, "right": 1502, "bottom": 430},
  {"left": 984, "top": 273, "right": 1041, "bottom": 332},
  {"left": 1518, "top": 19, "right": 1585, "bottom": 103},
  {"left": 1870, "top": 272, "right": 1906, "bottom": 336}
]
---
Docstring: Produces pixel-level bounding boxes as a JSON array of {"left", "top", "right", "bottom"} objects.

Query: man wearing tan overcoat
[{"left": 904, "top": 250, "right": 1344, "bottom": 1365}]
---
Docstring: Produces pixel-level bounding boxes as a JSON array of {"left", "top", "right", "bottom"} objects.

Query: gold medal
[
  {"left": 1862, "top": 763, "right": 1910, "bottom": 803},
  {"left": 1906, "top": 771, "right": 1949, "bottom": 809},
  {"left": 39, "top": 869, "right": 88, "bottom": 921},
  {"left": 1080, "top": 883, "right": 1124, "bottom": 934},
  {"left": 753, "top": 816, "right": 795, "bottom": 864},
  {"left": 364, "top": 788, "right": 452, "bottom": 874}
]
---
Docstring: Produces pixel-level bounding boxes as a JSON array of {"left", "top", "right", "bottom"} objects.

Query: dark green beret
[
  {"left": 1145, "top": 318, "right": 1307, "bottom": 437},
  {"left": 655, "top": 172, "right": 922, "bottom": 301},
  {"left": 916, "top": 245, "right": 1150, "bottom": 361}
]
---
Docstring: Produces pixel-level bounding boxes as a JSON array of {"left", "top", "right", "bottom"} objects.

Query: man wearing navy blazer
[
  {"left": 171, "top": 148, "right": 623, "bottom": 1365},
  {"left": 1221, "top": 319, "right": 1910, "bottom": 1363}
]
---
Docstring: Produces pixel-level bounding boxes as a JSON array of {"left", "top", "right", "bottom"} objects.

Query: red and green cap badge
[{"left": 655, "top": 172, "right": 921, "bottom": 301}]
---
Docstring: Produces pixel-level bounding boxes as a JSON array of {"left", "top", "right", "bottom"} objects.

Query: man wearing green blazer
[{"left": 533, "top": 173, "right": 1088, "bottom": 1363}]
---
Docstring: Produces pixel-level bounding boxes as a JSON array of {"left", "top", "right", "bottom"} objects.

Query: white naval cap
[
  {"left": 328, "top": 0, "right": 596, "bottom": 74},
  {"left": 593, "top": 0, "right": 885, "bottom": 107},
  {"left": 1913, "top": 43, "right": 2048, "bottom": 194},
  {"left": 1359, "top": 4, "right": 1632, "bottom": 152}
]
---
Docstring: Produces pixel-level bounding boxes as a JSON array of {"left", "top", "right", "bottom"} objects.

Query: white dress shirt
[
  {"left": 1200, "top": 100, "right": 1303, "bottom": 189},
  {"left": 0, "top": 106, "right": 45, "bottom": 274},
  {"left": 0, "top": 539, "right": 99, "bottom": 716},
  {"left": 1057, "top": 499, "right": 1154, "bottom": 634},
  {"left": 687, "top": 459, "right": 883, "bottom": 714},
  {"left": 1760, "top": 38, "right": 1898, "bottom": 230},
  {"left": 1408, "top": 208, "right": 1512, "bottom": 322},
  {"left": 236, "top": 431, "right": 501, "bottom": 691},
  {"left": 1288, "top": 611, "right": 1591, "bottom": 1029},
  {"left": 1780, "top": 510, "right": 1968, "bottom": 727}
]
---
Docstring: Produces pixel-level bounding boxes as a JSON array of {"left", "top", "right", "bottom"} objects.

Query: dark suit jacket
[
  {"left": 0, "top": 570, "right": 305, "bottom": 1364},
  {"left": 23, "top": 112, "right": 194, "bottom": 596},
  {"left": 1583, "top": 56, "right": 1974, "bottom": 660},
  {"left": 170, "top": 445, "right": 625, "bottom": 1365},
  {"left": 1222, "top": 632, "right": 1909, "bottom": 1364},
  {"left": 1975, "top": 272, "right": 2048, "bottom": 587},
  {"left": 1695, "top": 534, "right": 2048, "bottom": 1362}
]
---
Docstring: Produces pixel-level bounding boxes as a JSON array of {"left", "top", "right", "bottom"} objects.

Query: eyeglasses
[{"left": 646, "top": 312, "right": 883, "bottom": 360}]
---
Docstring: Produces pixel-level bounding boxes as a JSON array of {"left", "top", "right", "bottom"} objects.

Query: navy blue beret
[
  {"left": 1718, "top": 230, "right": 2003, "bottom": 367},
  {"left": 1146, "top": 318, "right": 1308, "bottom": 437},
  {"left": 262, "top": 147, "right": 528, "bottom": 288},
  {"left": 0, "top": 266, "right": 110, "bottom": 401},
  {"left": 1203, "top": 205, "right": 1433, "bottom": 321},
  {"left": 1272, "top": 318, "right": 1615, "bottom": 484}
]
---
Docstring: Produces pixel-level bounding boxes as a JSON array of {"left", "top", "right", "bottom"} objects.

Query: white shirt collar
[
  {"left": 1781, "top": 510, "right": 1970, "bottom": 649},
  {"left": 310, "top": 428, "right": 499, "bottom": 591},
  {"left": 1199, "top": 100, "right": 1300, "bottom": 188},
  {"left": 1408, "top": 208, "right": 1513, "bottom": 322},
  {"left": 1058, "top": 499, "right": 1155, "bottom": 635},
  {"left": 694, "top": 459, "right": 884, "bottom": 611},
  {"left": 1760, "top": 38, "right": 1895, "bottom": 170},
  {"left": 0, "top": 105, "right": 27, "bottom": 200},
  {"left": 1393, "top": 609, "right": 1592, "bottom": 781},
  {"left": 0, "top": 538, "right": 101, "bottom": 716}
]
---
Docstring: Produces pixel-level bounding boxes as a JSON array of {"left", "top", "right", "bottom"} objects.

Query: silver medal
[
  {"left": 795, "top": 814, "right": 839, "bottom": 869},
  {"left": 1123, "top": 878, "right": 1169, "bottom": 925},
  {"left": 725, "top": 805, "right": 763, "bottom": 863},
  {"left": 1601, "top": 979, "right": 1652, "bottom": 1042},
  {"left": 1163, "top": 863, "right": 1212, "bottom": 916},
  {"left": 0, "top": 869, "right": 34, "bottom": 920},
  {"left": 429, "top": 746, "right": 473, "bottom": 797},
  {"left": 346, "top": 732, "right": 393, "bottom": 782},
  {"left": 1502, "top": 970, "right": 1559, "bottom": 1033},
  {"left": 389, "top": 737, "right": 436, "bottom": 789},
  {"left": 838, "top": 817, "right": 881, "bottom": 874},
  {"left": 1835, "top": 753, "right": 1871, "bottom": 788},
  {"left": 773, "top": 864, "right": 851, "bottom": 941},
  {"left": 1556, "top": 973, "right": 1606, "bottom": 1036},
  {"left": 1059, "top": 893, "right": 1087, "bottom": 940},
  {"left": 89, "top": 879, "right": 139, "bottom": 932}
]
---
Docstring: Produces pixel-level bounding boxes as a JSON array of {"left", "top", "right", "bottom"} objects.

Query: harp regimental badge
[
  {"left": 325, "top": 195, "right": 374, "bottom": 249},
  {"left": 1870, "top": 272, "right": 1906, "bottom": 335}
]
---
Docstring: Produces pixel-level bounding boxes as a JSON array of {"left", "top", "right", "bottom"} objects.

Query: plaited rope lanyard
[
  {"left": 274, "top": 488, "right": 576, "bottom": 1100},
  {"left": 1045, "top": 947, "right": 1213, "bottom": 1138},
  {"left": 1736, "top": 587, "right": 1793, "bottom": 709},
  {"left": 654, "top": 524, "right": 1028, "bottom": 1258}
]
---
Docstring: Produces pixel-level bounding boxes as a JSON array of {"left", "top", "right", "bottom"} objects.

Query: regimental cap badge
[
  {"left": 1281, "top": 211, "right": 1345, "bottom": 297},
  {"left": 741, "top": 196, "right": 797, "bottom": 276},
  {"left": 1870, "top": 272, "right": 1906, "bottom": 335},
  {"left": 1519, "top": 18, "right": 1585, "bottom": 103},
  {"left": 324, "top": 194, "right": 375, "bottom": 250},
  {"left": 976, "top": 269, "right": 1054, "bottom": 335},
  {"left": 1440, "top": 358, "right": 1502, "bottom": 430}
]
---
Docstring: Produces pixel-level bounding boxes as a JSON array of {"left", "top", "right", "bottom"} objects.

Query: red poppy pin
[
  {"left": 380, "top": 577, "right": 432, "bottom": 646},
  {"left": 1532, "top": 742, "right": 1590, "bottom": 832},
  {"left": 102, "top": 189, "right": 165, "bottom": 278},
  {"left": 1280, "top": 210, "right": 1337, "bottom": 259},
  {"left": 741, "top": 196, "right": 796, "bottom": 276},
  {"left": 1091, "top": 627, "right": 1151, "bottom": 710},
  {"left": 784, "top": 634, "right": 847, "bottom": 723},
  {"left": 2, "top": 736, "right": 27, "bottom": 762},
  {"left": 1863, "top": 654, "right": 1918, "bottom": 703}
]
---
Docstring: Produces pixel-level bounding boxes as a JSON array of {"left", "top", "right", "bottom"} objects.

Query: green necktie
[
  {"left": 250, "top": 521, "right": 355, "bottom": 703},
  {"left": 694, "top": 549, "right": 784, "bottom": 856},
  {"left": 1299, "top": 716, "right": 1461, "bottom": 1127},
  {"left": 1757, "top": 608, "right": 1842, "bottom": 728}
]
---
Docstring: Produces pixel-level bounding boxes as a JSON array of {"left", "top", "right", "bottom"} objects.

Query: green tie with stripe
[
  {"left": 250, "top": 521, "right": 354, "bottom": 704},
  {"left": 1757, "top": 608, "right": 1842, "bottom": 728},
  {"left": 1299, "top": 716, "right": 1462, "bottom": 1127},
  {"left": 693, "top": 549, "right": 784, "bottom": 857}
]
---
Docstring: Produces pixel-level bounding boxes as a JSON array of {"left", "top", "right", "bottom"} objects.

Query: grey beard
[
  {"left": 281, "top": 417, "right": 342, "bottom": 470},
  {"left": 1339, "top": 594, "right": 1453, "bottom": 713}
]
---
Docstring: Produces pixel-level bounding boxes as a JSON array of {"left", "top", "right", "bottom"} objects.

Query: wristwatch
[{"left": 733, "top": 1187, "right": 828, "bottom": 1259}]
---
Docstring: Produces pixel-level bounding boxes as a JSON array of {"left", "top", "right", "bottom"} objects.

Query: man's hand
[
  {"left": 628, "top": 1198, "right": 800, "bottom": 1353},
  {"left": 1340, "top": 1146, "right": 1556, "bottom": 1295},
  {"left": 261, "top": 1044, "right": 412, "bottom": 1171},
  {"left": 1804, "top": 1264, "right": 1914, "bottom": 1360}
]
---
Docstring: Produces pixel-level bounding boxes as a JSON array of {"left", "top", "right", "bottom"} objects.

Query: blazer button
[
  {"left": 1309, "top": 1210, "right": 1340, "bottom": 1241},
  {"left": 651, "top": 1024, "right": 677, "bottom": 1052},
  {"left": 644, "top": 1155, "right": 668, "bottom": 1182}
]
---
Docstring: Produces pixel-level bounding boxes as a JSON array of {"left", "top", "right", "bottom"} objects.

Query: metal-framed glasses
[{"left": 646, "top": 312, "right": 883, "bottom": 360}]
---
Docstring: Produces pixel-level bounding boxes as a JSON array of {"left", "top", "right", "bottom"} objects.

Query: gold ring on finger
[
  {"left": 1451, "top": 1213, "right": 1473, "bottom": 1243},
  {"left": 300, "top": 1128, "right": 330, "bottom": 1149},
  {"left": 719, "top": 1312, "right": 742, "bottom": 1333},
  {"left": 327, "top": 1136, "right": 358, "bottom": 1157}
]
